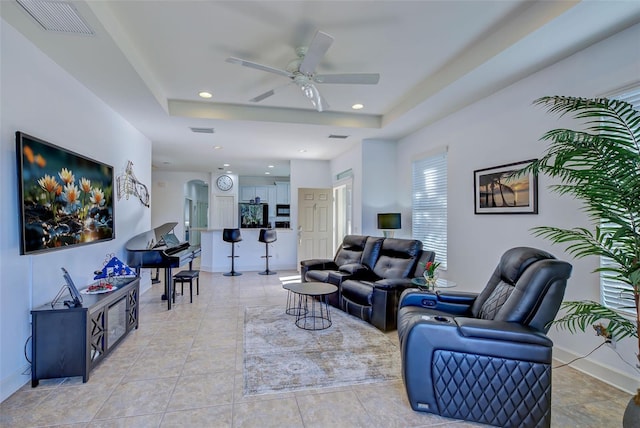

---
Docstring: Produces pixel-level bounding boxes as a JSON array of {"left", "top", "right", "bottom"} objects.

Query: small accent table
[
  {"left": 282, "top": 282, "right": 307, "bottom": 316},
  {"left": 284, "top": 282, "right": 338, "bottom": 330}
]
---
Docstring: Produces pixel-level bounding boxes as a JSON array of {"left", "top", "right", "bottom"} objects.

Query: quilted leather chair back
[
  {"left": 333, "top": 235, "right": 370, "bottom": 267},
  {"left": 470, "top": 247, "right": 572, "bottom": 332},
  {"left": 372, "top": 238, "right": 422, "bottom": 279}
]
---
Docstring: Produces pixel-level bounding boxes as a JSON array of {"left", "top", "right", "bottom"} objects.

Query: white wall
[
  {"left": 396, "top": 23, "right": 640, "bottom": 393},
  {"left": 331, "top": 142, "right": 363, "bottom": 234},
  {"left": 151, "top": 170, "right": 211, "bottom": 239},
  {"left": 0, "top": 20, "right": 152, "bottom": 401},
  {"left": 361, "top": 139, "right": 398, "bottom": 236}
]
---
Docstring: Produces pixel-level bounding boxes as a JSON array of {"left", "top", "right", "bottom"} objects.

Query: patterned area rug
[{"left": 243, "top": 306, "right": 401, "bottom": 396}]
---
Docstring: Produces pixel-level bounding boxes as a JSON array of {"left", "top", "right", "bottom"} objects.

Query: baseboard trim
[
  {"left": 553, "top": 346, "right": 637, "bottom": 395},
  {"left": 1, "top": 365, "right": 30, "bottom": 403}
]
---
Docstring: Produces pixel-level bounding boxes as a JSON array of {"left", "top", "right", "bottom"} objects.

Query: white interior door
[{"left": 297, "top": 188, "right": 333, "bottom": 269}]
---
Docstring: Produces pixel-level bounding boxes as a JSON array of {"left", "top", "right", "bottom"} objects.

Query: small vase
[{"left": 423, "top": 272, "right": 438, "bottom": 291}]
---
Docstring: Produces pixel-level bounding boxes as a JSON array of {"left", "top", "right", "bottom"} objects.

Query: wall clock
[{"left": 216, "top": 174, "right": 233, "bottom": 191}]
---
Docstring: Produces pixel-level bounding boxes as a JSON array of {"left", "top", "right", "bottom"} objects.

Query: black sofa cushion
[
  {"left": 334, "top": 235, "right": 370, "bottom": 266},
  {"left": 341, "top": 280, "right": 374, "bottom": 306},
  {"left": 470, "top": 247, "right": 571, "bottom": 332},
  {"left": 371, "top": 238, "right": 422, "bottom": 279},
  {"left": 305, "top": 269, "right": 332, "bottom": 283}
]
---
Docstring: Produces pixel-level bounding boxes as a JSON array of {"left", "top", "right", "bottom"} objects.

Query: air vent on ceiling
[
  {"left": 190, "top": 127, "right": 215, "bottom": 134},
  {"left": 328, "top": 134, "right": 349, "bottom": 139},
  {"left": 17, "top": 0, "right": 94, "bottom": 35}
]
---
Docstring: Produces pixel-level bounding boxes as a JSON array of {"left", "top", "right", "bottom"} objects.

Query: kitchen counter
[{"left": 200, "top": 229, "right": 297, "bottom": 273}]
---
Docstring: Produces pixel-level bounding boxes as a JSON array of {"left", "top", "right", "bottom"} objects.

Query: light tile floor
[{"left": 1, "top": 270, "right": 631, "bottom": 427}]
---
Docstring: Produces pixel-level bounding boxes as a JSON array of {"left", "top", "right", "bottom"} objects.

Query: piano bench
[{"left": 173, "top": 270, "right": 200, "bottom": 303}]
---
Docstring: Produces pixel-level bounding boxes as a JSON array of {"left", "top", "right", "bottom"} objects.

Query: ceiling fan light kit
[{"left": 226, "top": 30, "right": 380, "bottom": 112}]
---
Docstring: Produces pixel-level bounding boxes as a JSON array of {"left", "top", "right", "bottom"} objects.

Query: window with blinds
[
  {"left": 412, "top": 151, "right": 447, "bottom": 269},
  {"left": 600, "top": 85, "right": 640, "bottom": 316}
]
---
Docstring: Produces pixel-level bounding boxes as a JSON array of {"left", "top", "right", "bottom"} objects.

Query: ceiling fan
[{"left": 226, "top": 30, "right": 380, "bottom": 112}]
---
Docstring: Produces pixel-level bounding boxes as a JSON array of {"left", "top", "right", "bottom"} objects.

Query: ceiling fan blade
[
  {"left": 299, "top": 31, "right": 334, "bottom": 75},
  {"left": 250, "top": 89, "right": 275, "bottom": 103},
  {"left": 226, "top": 57, "right": 293, "bottom": 78},
  {"left": 250, "top": 82, "right": 294, "bottom": 103},
  {"left": 314, "top": 73, "right": 380, "bottom": 85}
]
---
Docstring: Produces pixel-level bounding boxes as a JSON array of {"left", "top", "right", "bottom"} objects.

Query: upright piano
[{"left": 125, "top": 222, "right": 201, "bottom": 310}]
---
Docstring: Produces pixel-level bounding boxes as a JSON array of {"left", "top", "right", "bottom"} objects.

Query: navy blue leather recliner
[{"left": 397, "top": 247, "right": 572, "bottom": 428}]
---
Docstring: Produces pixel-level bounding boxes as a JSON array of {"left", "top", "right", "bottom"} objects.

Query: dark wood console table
[{"left": 30, "top": 277, "right": 140, "bottom": 387}]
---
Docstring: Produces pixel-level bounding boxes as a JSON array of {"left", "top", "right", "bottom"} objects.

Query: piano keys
[{"left": 125, "top": 222, "right": 201, "bottom": 310}]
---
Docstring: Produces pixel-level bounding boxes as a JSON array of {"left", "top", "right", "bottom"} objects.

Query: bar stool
[
  {"left": 172, "top": 270, "right": 200, "bottom": 303},
  {"left": 258, "top": 228, "right": 277, "bottom": 275},
  {"left": 223, "top": 228, "right": 242, "bottom": 276}
]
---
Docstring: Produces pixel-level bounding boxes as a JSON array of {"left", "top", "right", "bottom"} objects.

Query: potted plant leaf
[{"left": 516, "top": 95, "right": 639, "bottom": 425}]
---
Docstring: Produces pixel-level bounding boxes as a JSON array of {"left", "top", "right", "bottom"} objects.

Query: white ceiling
[{"left": 2, "top": 0, "right": 640, "bottom": 177}]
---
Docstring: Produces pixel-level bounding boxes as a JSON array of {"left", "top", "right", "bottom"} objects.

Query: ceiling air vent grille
[
  {"left": 328, "top": 134, "right": 349, "bottom": 139},
  {"left": 190, "top": 127, "right": 215, "bottom": 134},
  {"left": 17, "top": 0, "right": 94, "bottom": 35}
]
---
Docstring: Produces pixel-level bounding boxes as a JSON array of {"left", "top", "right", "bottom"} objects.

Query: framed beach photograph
[{"left": 474, "top": 159, "right": 538, "bottom": 214}]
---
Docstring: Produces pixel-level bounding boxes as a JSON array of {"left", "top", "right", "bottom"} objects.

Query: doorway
[
  {"left": 184, "top": 180, "right": 209, "bottom": 245},
  {"left": 297, "top": 188, "right": 333, "bottom": 268},
  {"left": 333, "top": 177, "right": 353, "bottom": 248}
]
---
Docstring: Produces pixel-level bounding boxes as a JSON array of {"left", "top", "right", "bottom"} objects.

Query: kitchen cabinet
[
  {"left": 268, "top": 186, "right": 277, "bottom": 218},
  {"left": 276, "top": 182, "right": 290, "bottom": 204},
  {"left": 240, "top": 186, "right": 255, "bottom": 202},
  {"left": 255, "top": 186, "right": 269, "bottom": 201},
  {"left": 240, "top": 186, "right": 272, "bottom": 202}
]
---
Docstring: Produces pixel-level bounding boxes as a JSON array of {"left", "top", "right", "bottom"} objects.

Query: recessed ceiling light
[
  {"left": 199, "top": 91, "right": 213, "bottom": 99},
  {"left": 268, "top": 165, "right": 274, "bottom": 168},
  {"left": 226, "top": 170, "right": 232, "bottom": 174},
  {"left": 352, "top": 103, "right": 364, "bottom": 110},
  {"left": 299, "top": 149, "right": 307, "bottom": 153},
  {"left": 265, "top": 172, "right": 271, "bottom": 175},
  {"left": 213, "top": 145, "right": 222, "bottom": 150},
  {"left": 223, "top": 163, "right": 230, "bottom": 167}
]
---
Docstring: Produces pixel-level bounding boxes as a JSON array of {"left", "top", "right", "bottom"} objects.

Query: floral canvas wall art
[{"left": 16, "top": 132, "right": 115, "bottom": 254}]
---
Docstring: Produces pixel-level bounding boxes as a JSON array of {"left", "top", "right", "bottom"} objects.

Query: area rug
[{"left": 243, "top": 306, "right": 401, "bottom": 396}]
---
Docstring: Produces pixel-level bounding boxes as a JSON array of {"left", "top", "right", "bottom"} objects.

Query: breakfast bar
[{"left": 200, "top": 228, "right": 298, "bottom": 273}]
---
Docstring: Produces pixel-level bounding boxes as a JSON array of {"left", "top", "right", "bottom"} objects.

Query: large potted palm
[{"left": 517, "top": 96, "right": 639, "bottom": 424}]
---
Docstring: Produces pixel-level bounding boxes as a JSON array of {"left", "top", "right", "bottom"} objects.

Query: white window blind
[
  {"left": 600, "top": 85, "right": 640, "bottom": 316},
  {"left": 412, "top": 151, "right": 447, "bottom": 269}
]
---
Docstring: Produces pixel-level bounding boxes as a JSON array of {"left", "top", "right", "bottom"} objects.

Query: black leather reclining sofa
[{"left": 300, "top": 235, "right": 435, "bottom": 331}]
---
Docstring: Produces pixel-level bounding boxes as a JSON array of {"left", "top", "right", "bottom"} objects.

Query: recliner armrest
[
  {"left": 399, "top": 289, "right": 475, "bottom": 315},
  {"left": 456, "top": 318, "right": 553, "bottom": 347},
  {"left": 373, "top": 278, "right": 413, "bottom": 290},
  {"left": 300, "top": 259, "right": 337, "bottom": 271},
  {"left": 339, "top": 263, "right": 369, "bottom": 276},
  {"left": 436, "top": 291, "right": 477, "bottom": 305}
]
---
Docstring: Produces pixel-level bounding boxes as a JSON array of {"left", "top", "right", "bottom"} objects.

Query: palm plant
[{"left": 517, "top": 95, "right": 640, "bottom": 401}]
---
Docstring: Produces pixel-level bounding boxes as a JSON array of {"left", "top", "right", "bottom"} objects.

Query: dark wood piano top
[{"left": 125, "top": 222, "right": 201, "bottom": 268}]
